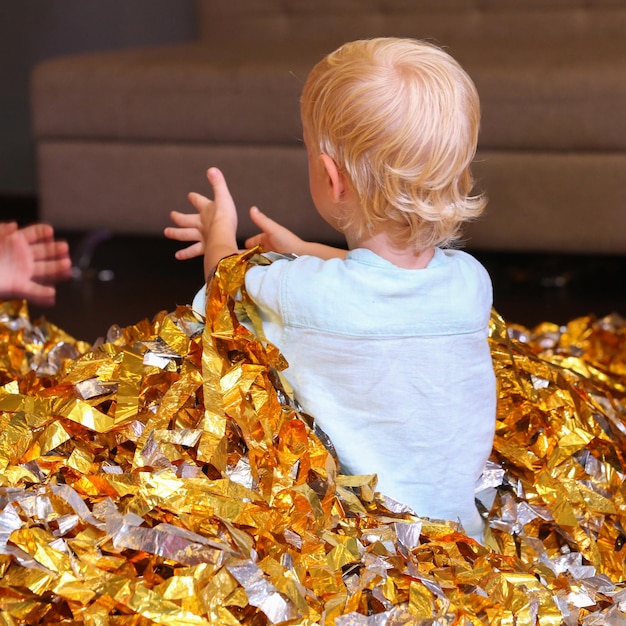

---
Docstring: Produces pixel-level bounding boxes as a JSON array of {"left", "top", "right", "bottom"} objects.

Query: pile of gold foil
[{"left": 0, "top": 249, "right": 624, "bottom": 625}]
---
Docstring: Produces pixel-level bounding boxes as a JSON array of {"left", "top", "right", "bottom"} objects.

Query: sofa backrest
[{"left": 197, "top": 0, "right": 626, "bottom": 46}]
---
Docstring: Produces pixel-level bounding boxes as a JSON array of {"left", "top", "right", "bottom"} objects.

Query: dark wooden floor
[{"left": 3, "top": 195, "right": 626, "bottom": 344}]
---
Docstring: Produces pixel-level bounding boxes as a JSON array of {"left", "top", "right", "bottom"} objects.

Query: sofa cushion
[
  {"left": 31, "top": 43, "right": 314, "bottom": 145},
  {"left": 32, "top": 27, "right": 626, "bottom": 153}
]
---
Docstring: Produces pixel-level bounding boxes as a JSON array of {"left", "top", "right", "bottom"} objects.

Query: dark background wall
[{"left": 0, "top": 0, "right": 196, "bottom": 196}]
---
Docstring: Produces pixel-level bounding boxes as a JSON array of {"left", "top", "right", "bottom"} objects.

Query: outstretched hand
[
  {"left": 164, "top": 210, "right": 204, "bottom": 261},
  {"left": 164, "top": 168, "right": 346, "bottom": 268},
  {"left": 179, "top": 168, "right": 241, "bottom": 277},
  {"left": 247, "top": 207, "right": 346, "bottom": 260},
  {"left": 0, "top": 222, "right": 72, "bottom": 306},
  {"left": 165, "top": 203, "right": 305, "bottom": 260},
  {"left": 244, "top": 207, "right": 306, "bottom": 254}
]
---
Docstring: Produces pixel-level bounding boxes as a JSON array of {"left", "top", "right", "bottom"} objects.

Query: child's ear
[{"left": 319, "top": 154, "right": 346, "bottom": 203}]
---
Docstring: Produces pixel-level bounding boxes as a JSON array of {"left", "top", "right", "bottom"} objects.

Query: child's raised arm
[
  {"left": 165, "top": 172, "right": 348, "bottom": 264},
  {"left": 194, "top": 168, "right": 240, "bottom": 278},
  {"left": 165, "top": 168, "right": 240, "bottom": 278},
  {"left": 246, "top": 207, "right": 347, "bottom": 260}
]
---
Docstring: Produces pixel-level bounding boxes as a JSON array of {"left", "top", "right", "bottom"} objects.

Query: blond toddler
[{"left": 165, "top": 38, "right": 496, "bottom": 542}]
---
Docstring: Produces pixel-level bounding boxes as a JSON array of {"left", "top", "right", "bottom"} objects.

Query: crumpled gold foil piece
[{"left": 0, "top": 254, "right": 624, "bottom": 624}]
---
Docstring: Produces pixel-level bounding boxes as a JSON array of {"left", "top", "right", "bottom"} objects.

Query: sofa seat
[{"left": 31, "top": 1, "right": 626, "bottom": 253}]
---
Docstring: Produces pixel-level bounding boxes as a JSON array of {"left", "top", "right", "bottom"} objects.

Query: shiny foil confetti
[{"left": 0, "top": 250, "right": 624, "bottom": 624}]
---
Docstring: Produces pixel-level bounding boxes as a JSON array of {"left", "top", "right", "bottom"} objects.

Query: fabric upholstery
[{"left": 30, "top": 0, "right": 626, "bottom": 253}]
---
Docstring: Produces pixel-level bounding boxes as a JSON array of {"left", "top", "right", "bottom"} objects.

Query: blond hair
[{"left": 300, "top": 37, "right": 486, "bottom": 250}]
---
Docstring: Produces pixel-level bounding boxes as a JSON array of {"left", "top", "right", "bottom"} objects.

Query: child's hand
[
  {"left": 166, "top": 199, "right": 306, "bottom": 259},
  {"left": 246, "top": 207, "right": 347, "bottom": 260},
  {"left": 193, "top": 168, "right": 240, "bottom": 276},
  {"left": 164, "top": 211, "right": 204, "bottom": 260},
  {"left": 186, "top": 168, "right": 238, "bottom": 232},
  {"left": 245, "top": 207, "right": 306, "bottom": 254},
  {"left": 0, "top": 222, "right": 71, "bottom": 306}
]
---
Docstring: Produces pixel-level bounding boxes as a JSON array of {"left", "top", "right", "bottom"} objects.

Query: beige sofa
[{"left": 31, "top": 0, "right": 626, "bottom": 254}]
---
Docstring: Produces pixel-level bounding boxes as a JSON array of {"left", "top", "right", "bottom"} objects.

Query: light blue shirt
[{"left": 197, "top": 248, "right": 496, "bottom": 541}]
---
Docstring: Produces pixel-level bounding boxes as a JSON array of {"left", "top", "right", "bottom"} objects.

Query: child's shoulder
[
  {"left": 435, "top": 247, "right": 481, "bottom": 265},
  {"left": 244, "top": 252, "right": 338, "bottom": 296},
  {"left": 248, "top": 252, "right": 342, "bottom": 277},
  {"left": 435, "top": 248, "right": 491, "bottom": 279}
]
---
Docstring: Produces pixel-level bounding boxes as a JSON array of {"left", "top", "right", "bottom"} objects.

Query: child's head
[{"left": 300, "top": 37, "right": 486, "bottom": 250}]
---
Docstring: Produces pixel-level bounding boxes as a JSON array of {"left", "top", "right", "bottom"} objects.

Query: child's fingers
[
  {"left": 245, "top": 233, "right": 265, "bottom": 249},
  {"left": 249, "top": 206, "right": 280, "bottom": 235},
  {"left": 164, "top": 226, "right": 201, "bottom": 242},
  {"left": 206, "top": 168, "right": 236, "bottom": 207},
  {"left": 174, "top": 242, "right": 204, "bottom": 261},
  {"left": 187, "top": 192, "right": 215, "bottom": 218},
  {"left": 169, "top": 210, "right": 202, "bottom": 228}
]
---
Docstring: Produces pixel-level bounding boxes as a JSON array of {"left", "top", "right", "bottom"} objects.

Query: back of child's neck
[{"left": 348, "top": 231, "right": 435, "bottom": 270}]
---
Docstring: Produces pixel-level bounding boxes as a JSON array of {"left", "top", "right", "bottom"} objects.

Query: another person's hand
[
  {"left": 0, "top": 222, "right": 72, "bottom": 306},
  {"left": 0, "top": 222, "right": 19, "bottom": 239}
]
